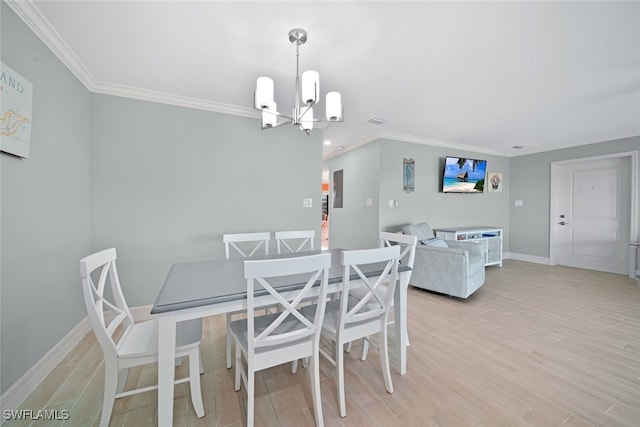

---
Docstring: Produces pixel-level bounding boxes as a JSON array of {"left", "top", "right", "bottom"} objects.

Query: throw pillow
[
  {"left": 402, "top": 222, "right": 435, "bottom": 241},
  {"left": 422, "top": 238, "right": 448, "bottom": 248}
]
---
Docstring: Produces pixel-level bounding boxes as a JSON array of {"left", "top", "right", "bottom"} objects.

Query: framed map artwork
[{"left": 1, "top": 61, "right": 33, "bottom": 158}]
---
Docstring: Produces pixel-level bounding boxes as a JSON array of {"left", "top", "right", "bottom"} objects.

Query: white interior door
[{"left": 553, "top": 156, "right": 631, "bottom": 274}]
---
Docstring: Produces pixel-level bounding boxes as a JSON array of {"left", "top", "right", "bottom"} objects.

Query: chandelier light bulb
[
  {"left": 301, "top": 70, "right": 319, "bottom": 105},
  {"left": 255, "top": 76, "right": 274, "bottom": 110},
  {"left": 326, "top": 92, "right": 342, "bottom": 121},
  {"left": 261, "top": 102, "right": 277, "bottom": 128},
  {"left": 301, "top": 106, "right": 314, "bottom": 133}
]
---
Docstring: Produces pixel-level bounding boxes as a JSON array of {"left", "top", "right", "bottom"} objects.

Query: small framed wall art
[
  {"left": 487, "top": 172, "right": 503, "bottom": 192},
  {"left": 403, "top": 158, "right": 415, "bottom": 193}
]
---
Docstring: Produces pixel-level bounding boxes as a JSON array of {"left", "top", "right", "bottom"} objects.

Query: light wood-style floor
[{"left": 5, "top": 260, "right": 640, "bottom": 426}]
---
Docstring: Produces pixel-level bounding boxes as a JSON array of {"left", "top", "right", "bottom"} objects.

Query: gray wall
[
  {"left": 324, "top": 139, "right": 511, "bottom": 251},
  {"left": 326, "top": 137, "right": 639, "bottom": 262},
  {"left": 1, "top": 4, "right": 92, "bottom": 394},
  {"left": 509, "top": 137, "right": 640, "bottom": 258},
  {"left": 1, "top": 3, "right": 324, "bottom": 395},
  {"left": 324, "top": 141, "right": 382, "bottom": 250},
  {"left": 90, "top": 95, "right": 323, "bottom": 306},
  {"left": 378, "top": 139, "right": 511, "bottom": 247}
]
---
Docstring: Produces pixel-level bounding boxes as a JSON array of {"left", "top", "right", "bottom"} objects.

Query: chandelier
[{"left": 254, "top": 28, "right": 343, "bottom": 135}]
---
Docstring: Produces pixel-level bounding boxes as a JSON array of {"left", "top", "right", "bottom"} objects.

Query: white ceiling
[{"left": 9, "top": 1, "right": 640, "bottom": 158}]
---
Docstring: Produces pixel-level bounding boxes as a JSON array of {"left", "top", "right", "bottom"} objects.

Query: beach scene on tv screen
[{"left": 443, "top": 157, "right": 487, "bottom": 193}]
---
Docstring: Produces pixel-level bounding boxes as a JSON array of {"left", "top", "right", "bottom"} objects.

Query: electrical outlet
[{"left": 303, "top": 198, "right": 313, "bottom": 208}]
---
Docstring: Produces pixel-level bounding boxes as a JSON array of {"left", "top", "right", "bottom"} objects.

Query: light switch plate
[
  {"left": 366, "top": 198, "right": 373, "bottom": 207},
  {"left": 303, "top": 198, "right": 313, "bottom": 208}
]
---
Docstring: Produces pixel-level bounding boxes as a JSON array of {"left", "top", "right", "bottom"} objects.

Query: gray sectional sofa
[{"left": 402, "top": 223, "right": 485, "bottom": 298}]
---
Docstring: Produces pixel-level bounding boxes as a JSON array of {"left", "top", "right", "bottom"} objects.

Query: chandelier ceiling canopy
[{"left": 254, "top": 28, "right": 343, "bottom": 135}]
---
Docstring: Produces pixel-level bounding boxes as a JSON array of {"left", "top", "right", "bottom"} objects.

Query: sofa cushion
[
  {"left": 468, "top": 253, "right": 485, "bottom": 275},
  {"left": 402, "top": 223, "right": 435, "bottom": 241}
]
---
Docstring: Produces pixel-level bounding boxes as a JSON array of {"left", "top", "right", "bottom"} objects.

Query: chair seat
[
  {"left": 321, "top": 300, "right": 384, "bottom": 340},
  {"left": 119, "top": 318, "right": 202, "bottom": 359},
  {"left": 230, "top": 312, "right": 314, "bottom": 354}
]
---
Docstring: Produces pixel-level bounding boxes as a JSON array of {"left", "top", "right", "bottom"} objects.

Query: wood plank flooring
[{"left": 4, "top": 260, "right": 639, "bottom": 426}]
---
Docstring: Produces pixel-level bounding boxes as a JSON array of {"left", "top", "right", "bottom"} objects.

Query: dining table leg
[
  {"left": 394, "top": 271, "right": 409, "bottom": 375},
  {"left": 157, "top": 315, "right": 177, "bottom": 427}
]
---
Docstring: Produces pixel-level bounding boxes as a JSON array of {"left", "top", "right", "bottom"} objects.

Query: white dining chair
[
  {"left": 275, "top": 229, "right": 315, "bottom": 254},
  {"left": 230, "top": 252, "right": 331, "bottom": 427},
  {"left": 222, "top": 232, "right": 271, "bottom": 368},
  {"left": 80, "top": 248, "right": 204, "bottom": 427},
  {"left": 359, "top": 231, "right": 417, "bottom": 360},
  {"left": 307, "top": 245, "right": 400, "bottom": 418}
]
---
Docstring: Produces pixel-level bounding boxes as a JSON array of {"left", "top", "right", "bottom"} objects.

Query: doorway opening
[
  {"left": 321, "top": 193, "right": 329, "bottom": 249},
  {"left": 321, "top": 173, "right": 330, "bottom": 249}
]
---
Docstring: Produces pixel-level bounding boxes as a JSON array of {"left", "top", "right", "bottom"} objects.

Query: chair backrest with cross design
[
  {"left": 339, "top": 245, "right": 400, "bottom": 335},
  {"left": 223, "top": 232, "right": 271, "bottom": 259},
  {"left": 380, "top": 231, "right": 417, "bottom": 278},
  {"left": 274, "top": 230, "right": 315, "bottom": 254}
]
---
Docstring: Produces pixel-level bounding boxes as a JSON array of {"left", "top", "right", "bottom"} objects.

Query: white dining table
[{"left": 151, "top": 248, "right": 411, "bottom": 426}]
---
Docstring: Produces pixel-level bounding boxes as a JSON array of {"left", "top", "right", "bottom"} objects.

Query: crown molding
[
  {"left": 5, "top": 0, "right": 96, "bottom": 89},
  {"left": 322, "top": 131, "right": 382, "bottom": 160},
  {"left": 377, "top": 130, "right": 640, "bottom": 158},
  {"left": 91, "top": 81, "right": 260, "bottom": 118},
  {"left": 515, "top": 129, "right": 640, "bottom": 157},
  {"left": 378, "top": 131, "right": 512, "bottom": 157},
  {"left": 10, "top": 0, "right": 639, "bottom": 157},
  {"left": 6, "top": 0, "right": 261, "bottom": 119}
]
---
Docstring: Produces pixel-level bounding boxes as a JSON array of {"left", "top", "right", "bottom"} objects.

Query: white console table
[{"left": 435, "top": 226, "right": 503, "bottom": 267}]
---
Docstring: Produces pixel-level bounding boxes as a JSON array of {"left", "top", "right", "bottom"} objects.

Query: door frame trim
[{"left": 549, "top": 150, "right": 638, "bottom": 272}]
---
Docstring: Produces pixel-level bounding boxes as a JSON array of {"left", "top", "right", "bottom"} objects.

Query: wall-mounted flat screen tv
[{"left": 442, "top": 156, "right": 487, "bottom": 193}]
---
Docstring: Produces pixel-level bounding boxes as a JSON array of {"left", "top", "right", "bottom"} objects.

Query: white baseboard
[
  {"left": 0, "top": 305, "right": 155, "bottom": 422},
  {"left": 504, "top": 252, "right": 551, "bottom": 265},
  {"left": 0, "top": 317, "right": 91, "bottom": 421}
]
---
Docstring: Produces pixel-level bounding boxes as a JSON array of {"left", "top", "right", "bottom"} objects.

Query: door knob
[
  {"left": 560, "top": 214, "right": 565, "bottom": 218},
  {"left": 558, "top": 221, "right": 566, "bottom": 225}
]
